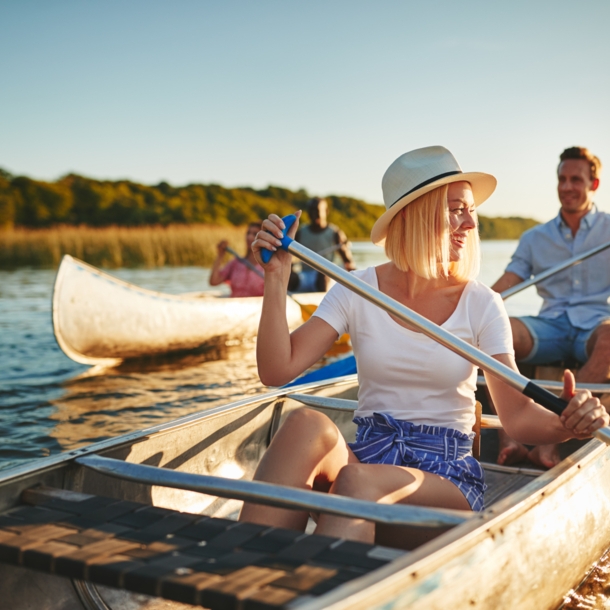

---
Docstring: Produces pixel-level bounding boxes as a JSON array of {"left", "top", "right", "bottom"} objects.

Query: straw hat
[{"left": 371, "top": 146, "right": 497, "bottom": 245}]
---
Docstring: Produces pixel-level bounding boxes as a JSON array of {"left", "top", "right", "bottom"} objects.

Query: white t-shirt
[{"left": 313, "top": 267, "right": 514, "bottom": 434}]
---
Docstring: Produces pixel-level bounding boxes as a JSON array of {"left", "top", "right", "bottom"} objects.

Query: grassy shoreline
[
  {"left": 0, "top": 224, "right": 248, "bottom": 269},
  {"left": 0, "top": 217, "right": 537, "bottom": 269}
]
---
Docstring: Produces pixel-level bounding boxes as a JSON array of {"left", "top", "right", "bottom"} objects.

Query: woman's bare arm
[
  {"left": 486, "top": 353, "right": 608, "bottom": 444},
  {"left": 253, "top": 213, "right": 339, "bottom": 386},
  {"left": 209, "top": 240, "right": 228, "bottom": 286}
]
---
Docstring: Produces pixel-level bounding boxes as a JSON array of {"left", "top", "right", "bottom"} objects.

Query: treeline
[
  {"left": 0, "top": 167, "right": 537, "bottom": 241},
  {"left": 0, "top": 169, "right": 381, "bottom": 238},
  {"left": 478, "top": 216, "right": 539, "bottom": 239}
]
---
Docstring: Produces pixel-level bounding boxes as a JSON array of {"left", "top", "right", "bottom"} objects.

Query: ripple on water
[{"left": 560, "top": 547, "right": 610, "bottom": 609}]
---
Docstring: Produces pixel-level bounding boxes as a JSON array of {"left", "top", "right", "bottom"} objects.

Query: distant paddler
[
  {"left": 209, "top": 221, "right": 265, "bottom": 297},
  {"left": 289, "top": 197, "right": 356, "bottom": 293},
  {"left": 222, "top": 234, "right": 350, "bottom": 350}
]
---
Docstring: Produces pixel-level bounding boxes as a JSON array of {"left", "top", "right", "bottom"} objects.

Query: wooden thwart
[{"left": 0, "top": 487, "right": 405, "bottom": 609}]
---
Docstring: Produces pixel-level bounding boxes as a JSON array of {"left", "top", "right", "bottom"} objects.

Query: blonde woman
[{"left": 240, "top": 146, "right": 608, "bottom": 547}]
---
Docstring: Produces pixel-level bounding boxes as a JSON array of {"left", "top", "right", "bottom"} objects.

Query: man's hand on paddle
[
  {"left": 559, "top": 370, "right": 609, "bottom": 439},
  {"left": 216, "top": 240, "right": 228, "bottom": 257}
]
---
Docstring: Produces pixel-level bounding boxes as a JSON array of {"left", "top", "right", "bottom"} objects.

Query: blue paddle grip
[{"left": 261, "top": 214, "right": 297, "bottom": 264}]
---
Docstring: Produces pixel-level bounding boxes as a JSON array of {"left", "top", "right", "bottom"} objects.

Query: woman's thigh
[
  {"left": 334, "top": 462, "right": 471, "bottom": 509},
  {"left": 331, "top": 463, "right": 471, "bottom": 549},
  {"left": 345, "top": 463, "right": 471, "bottom": 550}
]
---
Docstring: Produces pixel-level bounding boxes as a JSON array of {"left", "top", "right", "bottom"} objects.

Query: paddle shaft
[
  {"left": 262, "top": 215, "right": 610, "bottom": 444},
  {"left": 501, "top": 240, "right": 610, "bottom": 299},
  {"left": 226, "top": 243, "right": 342, "bottom": 278}
]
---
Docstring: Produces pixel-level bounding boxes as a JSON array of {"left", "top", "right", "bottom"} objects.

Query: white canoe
[
  {"left": 52, "top": 255, "right": 324, "bottom": 366},
  {"left": 0, "top": 375, "right": 608, "bottom": 609}
]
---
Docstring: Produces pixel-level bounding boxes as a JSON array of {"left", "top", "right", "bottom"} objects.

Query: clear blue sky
[{"left": 1, "top": 0, "right": 609, "bottom": 221}]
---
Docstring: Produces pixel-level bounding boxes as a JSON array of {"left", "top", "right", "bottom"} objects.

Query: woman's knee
[
  {"left": 332, "top": 463, "right": 374, "bottom": 499},
  {"left": 280, "top": 408, "right": 341, "bottom": 449}
]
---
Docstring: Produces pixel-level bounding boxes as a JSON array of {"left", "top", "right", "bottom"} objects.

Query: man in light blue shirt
[{"left": 492, "top": 147, "right": 608, "bottom": 468}]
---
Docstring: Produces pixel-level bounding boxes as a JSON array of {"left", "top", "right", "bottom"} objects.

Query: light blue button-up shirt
[{"left": 505, "top": 205, "right": 610, "bottom": 329}]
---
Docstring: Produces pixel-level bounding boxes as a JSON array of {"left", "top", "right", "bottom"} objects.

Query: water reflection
[{"left": 49, "top": 344, "right": 265, "bottom": 451}]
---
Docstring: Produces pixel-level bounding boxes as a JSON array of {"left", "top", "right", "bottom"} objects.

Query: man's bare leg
[
  {"left": 497, "top": 429, "right": 530, "bottom": 465},
  {"left": 577, "top": 322, "right": 610, "bottom": 384},
  {"left": 526, "top": 320, "right": 610, "bottom": 467}
]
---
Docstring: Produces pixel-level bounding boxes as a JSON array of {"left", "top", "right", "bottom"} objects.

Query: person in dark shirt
[{"left": 290, "top": 197, "right": 356, "bottom": 292}]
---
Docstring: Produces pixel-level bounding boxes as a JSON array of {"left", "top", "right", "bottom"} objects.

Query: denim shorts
[
  {"left": 517, "top": 312, "right": 604, "bottom": 365},
  {"left": 348, "top": 412, "right": 486, "bottom": 512}
]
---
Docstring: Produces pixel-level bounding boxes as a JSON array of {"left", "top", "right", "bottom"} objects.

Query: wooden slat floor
[
  {"left": 482, "top": 467, "right": 538, "bottom": 506},
  {"left": 0, "top": 487, "right": 405, "bottom": 609}
]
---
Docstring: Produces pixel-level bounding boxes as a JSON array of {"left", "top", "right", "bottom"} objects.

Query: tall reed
[{"left": 0, "top": 225, "right": 249, "bottom": 269}]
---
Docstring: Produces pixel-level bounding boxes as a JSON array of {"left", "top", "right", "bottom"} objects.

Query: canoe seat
[{"left": 0, "top": 486, "right": 406, "bottom": 609}]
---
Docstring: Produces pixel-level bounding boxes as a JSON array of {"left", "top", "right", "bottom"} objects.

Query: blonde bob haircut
[{"left": 384, "top": 184, "right": 480, "bottom": 281}]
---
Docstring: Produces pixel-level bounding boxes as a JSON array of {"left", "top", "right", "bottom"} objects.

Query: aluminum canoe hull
[{"left": 52, "top": 255, "right": 323, "bottom": 366}]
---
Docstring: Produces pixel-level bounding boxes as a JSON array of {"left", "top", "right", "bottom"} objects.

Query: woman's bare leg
[
  {"left": 314, "top": 463, "right": 471, "bottom": 544},
  {"left": 239, "top": 408, "right": 358, "bottom": 530}
]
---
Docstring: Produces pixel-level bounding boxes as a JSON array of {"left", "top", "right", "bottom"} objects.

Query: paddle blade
[
  {"left": 261, "top": 214, "right": 298, "bottom": 264},
  {"left": 299, "top": 302, "right": 317, "bottom": 321}
]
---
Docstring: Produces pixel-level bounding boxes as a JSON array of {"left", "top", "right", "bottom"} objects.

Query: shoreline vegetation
[{"left": 0, "top": 168, "right": 538, "bottom": 269}]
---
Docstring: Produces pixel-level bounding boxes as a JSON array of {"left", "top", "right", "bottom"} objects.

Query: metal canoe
[
  {"left": 0, "top": 376, "right": 608, "bottom": 609},
  {"left": 52, "top": 255, "right": 323, "bottom": 366}
]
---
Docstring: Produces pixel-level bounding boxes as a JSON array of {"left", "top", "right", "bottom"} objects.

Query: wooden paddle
[{"left": 261, "top": 214, "right": 610, "bottom": 445}]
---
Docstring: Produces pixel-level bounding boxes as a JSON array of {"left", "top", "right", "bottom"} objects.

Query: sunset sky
[{"left": 1, "top": 0, "right": 609, "bottom": 221}]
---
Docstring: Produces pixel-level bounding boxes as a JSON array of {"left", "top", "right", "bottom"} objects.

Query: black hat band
[{"left": 390, "top": 170, "right": 462, "bottom": 208}]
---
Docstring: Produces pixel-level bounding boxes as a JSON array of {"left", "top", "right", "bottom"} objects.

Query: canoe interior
[{"left": 0, "top": 377, "right": 609, "bottom": 610}]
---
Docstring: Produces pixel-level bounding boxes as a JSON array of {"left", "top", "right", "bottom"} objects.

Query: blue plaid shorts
[{"left": 348, "top": 412, "right": 486, "bottom": 512}]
